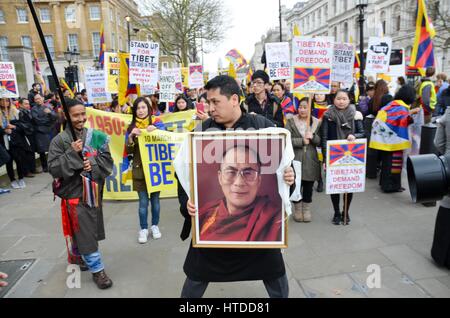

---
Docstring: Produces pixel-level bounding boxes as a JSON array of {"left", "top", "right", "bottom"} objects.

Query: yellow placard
[
  {"left": 181, "top": 67, "right": 189, "bottom": 88},
  {"left": 105, "top": 52, "right": 119, "bottom": 93},
  {"left": 85, "top": 108, "right": 198, "bottom": 200}
]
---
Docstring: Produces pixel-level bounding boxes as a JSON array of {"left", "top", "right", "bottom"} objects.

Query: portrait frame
[{"left": 189, "top": 130, "right": 289, "bottom": 249}]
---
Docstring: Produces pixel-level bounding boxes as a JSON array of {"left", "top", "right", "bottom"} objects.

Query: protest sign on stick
[
  {"left": 188, "top": 64, "right": 204, "bottom": 89},
  {"left": 85, "top": 70, "right": 112, "bottom": 104},
  {"left": 0, "top": 62, "right": 19, "bottom": 98},
  {"left": 366, "top": 37, "right": 392, "bottom": 74},
  {"left": 331, "top": 43, "right": 355, "bottom": 85},
  {"left": 291, "top": 36, "right": 334, "bottom": 94},
  {"left": 104, "top": 52, "right": 120, "bottom": 93},
  {"left": 129, "top": 41, "right": 159, "bottom": 87},
  {"left": 266, "top": 42, "right": 291, "bottom": 81}
]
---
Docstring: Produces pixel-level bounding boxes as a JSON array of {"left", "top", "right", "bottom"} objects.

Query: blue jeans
[
  {"left": 82, "top": 251, "right": 104, "bottom": 273},
  {"left": 138, "top": 191, "right": 161, "bottom": 230}
]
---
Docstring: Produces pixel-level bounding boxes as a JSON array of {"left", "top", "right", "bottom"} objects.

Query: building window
[
  {"left": 92, "top": 32, "right": 101, "bottom": 57},
  {"left": 68, "top": 34, "right": 79, "bottom": 52},
  {"left": 119, "top": 36, "right": 123, "bottom": 51},
  {"left": 0, "top": 9, "right": 5, "bottom": 23},
  {"left": 396, "top": 16, "right": 401, "bottom": 32},
  {"left": 0, "top": 36, "right": 8, "bottom": 60},
  {"left": 89, "top": 5, "right": 101, "bottom": 21},
  {"left": 40, "top": 8, "right": 51, "bottom": 22},
  {"left": 17, "top": 8, "right": 28, "bottom": 23},
  {"left": 44, "top": 35, "right": 55, "bottom": 58},
  {"left": 21, "top": 36, "right": 32, "bottom": 48},
  {"left": 65, "top": 5, "right": 76, "bottom": 22},
  {"left": 343, "top": 22, "right": 348, "bottom": 43},
  {"left": 162, "top": 62, "right": 169, "bottom": 69},
  {"left": 110, "top": 8, "right": 114, "bottom": 22},
  {"left": 117, "top": 14, "right": 121, "bottom": 27},
  {"left": 111, "top": 33, "right": 116, "bottom": 51}
]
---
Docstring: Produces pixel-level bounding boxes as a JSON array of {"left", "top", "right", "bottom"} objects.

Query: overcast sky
[{"left": 203, "top": 0, "right": 302, "bottom": 72}]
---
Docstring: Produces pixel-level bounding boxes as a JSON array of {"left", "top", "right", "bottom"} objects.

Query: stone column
[
  {"left": 51, "top": 2, "right": 65, "bottom": 57},
  {"left": 6, "top": 46, "right": 34, "bottom": 97},
  {"left": 75, "top": 0, "right": 88, "bottom": 56},
  {"left": 101, "top": 0, "right": 113, "bottom": 51}
]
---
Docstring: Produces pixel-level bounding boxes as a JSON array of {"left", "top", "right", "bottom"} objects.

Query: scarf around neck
[
  {"left": 135, "top": 116, "right": 150, "bottom": 129},
  {"left": 326, "top": 104, "right": 356, "bottom": 139}
]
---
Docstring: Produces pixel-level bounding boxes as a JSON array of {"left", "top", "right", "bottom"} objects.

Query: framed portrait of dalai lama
[{"left": 190, "top": 131, "right": 288, "bottom": 249}]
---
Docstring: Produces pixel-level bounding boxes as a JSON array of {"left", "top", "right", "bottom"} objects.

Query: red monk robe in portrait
[{"left": 198, "top": 196, "right": 282, "bottom": 242}]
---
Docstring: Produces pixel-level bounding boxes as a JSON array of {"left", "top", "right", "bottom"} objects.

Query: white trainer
[
  {"left": 151, "top": 225, "right": 162, "bottom": 239},
  {"left": 11, "top": 180, "right": 20, "bottom": 189},
  {"left": 138, "top": 229, "right": 149, "bottom": 244},
  {"left": 18, "top": 179, "right": 26, "bottom": 188}
]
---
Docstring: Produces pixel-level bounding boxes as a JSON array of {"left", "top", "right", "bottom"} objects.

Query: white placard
[
  {"left": 188, "top": 64, "right": 204, "bottom": 89},
  {"left": 366, "top": 37, "right": 392, "bottom": 74},
  {"left": 159, "top": 75, "right": 177, "bottom": 103},
  {"left": 84, "top": 70, "right": 112, "bottom": 104},
  {"left": 0, "top": 62, "right": 19, "bottom": 98},
  {"left": 326, "top": 139, "right": 367, "bottom": 194},
  {"left": 331, "top": 43, "right": 355, "bottom": 85},
  {"left": 265, "top": 42, "right": 291, "bottom": 80},
  {"left": 291, "top": 36, "right": 334, "bottom": 94},
  {"left": 162, "top": 68, "right": 183, "bottom": 93},
  {"left": 129, "top": 41, "right": 160, "bottom": 86}
]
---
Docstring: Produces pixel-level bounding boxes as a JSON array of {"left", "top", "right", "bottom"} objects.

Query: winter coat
[
  {"left": 245, "top": 92, "right": 284, "bottom": 127},
  {"left": 285, "top": 116, "right": 321, "bottom": 181},
  {"left": 31, "top": 104, "right": 57, "bottom": 153}
]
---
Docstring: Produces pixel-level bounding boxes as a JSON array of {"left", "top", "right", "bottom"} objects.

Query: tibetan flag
[
  {"left": 409, "top": 0, "right": 436, "bottom": 75},
  {"left": 60, "top": 78, "right": 74, "bottom": 98},
  {"left": 98, "top": 24, "right": 105, "bottom": 69},
  {"left": 312, "top": 102, "right": 328, "bottom": 120},
  {"left": 329, "top": 143, "right": 366, "bottom": 166},
  {"left": 225, "top": 49, "right": 248, "bottom": 69},
  {"left": 33, "top": 48, "right": 47, "bottom": 94},
  {"left": 246, "top": 66, "right": 254, "bottom": 84},
  {"left": 118, "top": 52, "right": 139, "bottom": 106},
  {"left": 281, "top": 96, "right": 296, "bottom": 117},
  {"left": 294, "top": 68, "right": 331, "bottom": 91},
  {"left": 369, "top": 100, "right": 412, "bottom": 152}
]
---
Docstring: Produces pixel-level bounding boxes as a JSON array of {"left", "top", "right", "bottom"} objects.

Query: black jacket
[
  {"left": 9, "top": 109, "right": 34, "bottom": 151},
  {"left": 321, "top": 109, "right": 365, "bottom": 160},
  {"left": 182, "top": 112, "right": 286, "bottom": 283},
  {"left": 439, "top": 88, "right": 450, "bottom": 111},
  {"left": 245, "top": 92, "right": 284, "bottom": 127},
  {"left": 28, "top": 90, "right": 39, "bottom": 108}
]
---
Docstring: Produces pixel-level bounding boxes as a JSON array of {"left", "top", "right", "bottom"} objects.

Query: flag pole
[{"left": 26, "top": 0, "right": 78, "bottom": 143}]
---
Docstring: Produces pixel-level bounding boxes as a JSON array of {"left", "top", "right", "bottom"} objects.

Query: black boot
[
  {"left": 316, "top": 180, "right": 324, "bottom": 193},
  {"left": 332, "top": 212, "right": 341, "bottom": 225}
]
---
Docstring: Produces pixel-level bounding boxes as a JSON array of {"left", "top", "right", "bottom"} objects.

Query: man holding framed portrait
[{"left": 174, "top": 75, "right": 295, "bottom": 298}]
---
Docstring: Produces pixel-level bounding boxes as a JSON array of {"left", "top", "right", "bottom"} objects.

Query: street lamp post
[
  {"left": 125, "top": 15, "right": 131, "bottom": 51},
  {"left": 64, "top": 47, "right": 80, "bottom": 91},
  {"left": 199, "top": 24, "right": 204, "bottom": 69},
  {"left": 279, "top": 0, "right": 282, "bottom": 42},
  {"left": 356, "top": 0, "right": 368, "bottom": 97}
]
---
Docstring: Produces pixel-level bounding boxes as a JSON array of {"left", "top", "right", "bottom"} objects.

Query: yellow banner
[
  {"left": 138, "top": 130, "right": 187, "bottom": 197},
  {"left": 105, "top": 52, "right": 119, "bottom": 93},
  {"left": 85, "top": 108, "right": 198, "bottom": 200}
]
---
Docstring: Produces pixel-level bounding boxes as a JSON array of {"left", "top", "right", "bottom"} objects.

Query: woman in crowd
[
  {"left": 272, "top": 82, "right": 296, "bottom": 121},
  {"left": 321, "top": 90, "right": 365, "bottom": 225},
  {"left": 285, "top": 97, "right": 321, "bottom": 223},
  {"left": 368, "top": 80, "right": 393, "bottom": 117},
  {"left": 0, "top": 98, "right": 26, "bottom": 188},
  {"left": 369, "top": 85, "right": 420, "bottom": 193},
  {"left": 195, "top": 93, "right": 210, "bottom": 122},
  {"left": 126, "top": 97, "right": 166, "bottom": 244},
  {"left": 174, "top": 95, "right": 194, "bottom": 113}
]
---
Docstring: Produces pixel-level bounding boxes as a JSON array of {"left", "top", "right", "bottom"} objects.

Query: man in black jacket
[
  {"left": 245, "top": 70, "right": 284, "bottom": 127},
  {"left": 28, "top": 83, "right": 41, "bottom": 108},
  {"left": 180, "top": 75, "right": 295, "bottom": 298}
]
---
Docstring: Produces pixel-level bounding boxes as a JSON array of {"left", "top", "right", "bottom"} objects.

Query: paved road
[{"left": 0, "top": 172, "right": 449, "bottom": 298}]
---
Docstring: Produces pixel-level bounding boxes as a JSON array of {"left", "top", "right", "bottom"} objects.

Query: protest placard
[
  {"left": 162, "top": 68, "right": 183, "bottom": 93},
  {"left": 159, "top": 75, "right": 177, "bottom": 103},
  {"left": 129, "top": 41, "right": 159, "bottom": 86},
  {"left": 85, "top": 70, "right": 112, "bottom": 104},
  {"left": 331, "top": 43, "right": 355, "bottom": 85},
  {"left": 265, "top": 42, "right": 291, "bottom": 80},
  {"left": 326, "top": 139, "right": 367, "bottom": 194},
  {"left": 104, "top": 52, "right": 119, "bottom": 93},
  {"left": 366, "top": 37, "right": 392, "bottom": 74},
  {"left": 188, "top": 64, "right": 204, "bottom": 89},
  {"left": 291, "top": 36, "right": 334, "bottom": 94},
  {"left": 0, "top": 62, "right": 19, "bottom": 98}
]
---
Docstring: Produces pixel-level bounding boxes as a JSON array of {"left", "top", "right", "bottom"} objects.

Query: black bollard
[{"left": 419, "top": 123, "right": 438, "bottom": 207}]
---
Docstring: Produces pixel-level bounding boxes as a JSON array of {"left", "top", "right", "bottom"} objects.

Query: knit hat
[{"left": 252, "top": 70, "right": 270, "bottom": 84}]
